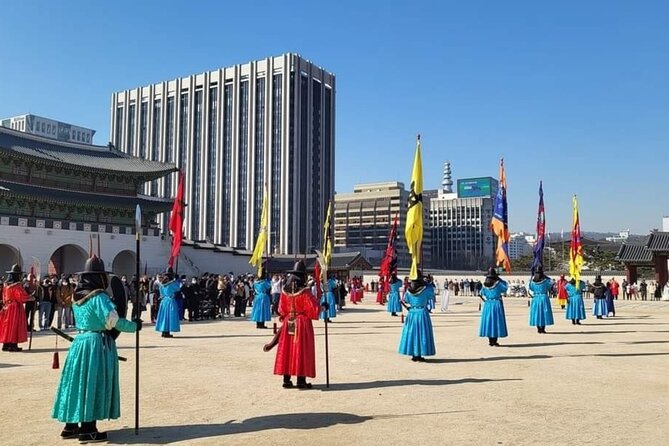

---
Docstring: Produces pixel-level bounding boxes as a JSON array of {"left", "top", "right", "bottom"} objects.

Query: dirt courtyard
[{"left": 1, "top": 295, "right": 668, "bottom": 446}]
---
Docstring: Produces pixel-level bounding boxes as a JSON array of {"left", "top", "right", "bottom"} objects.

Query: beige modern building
[
  {"left": 1, "top": 114, "right": 95, "bottom": 145},
  {"left": 109, "top": 53, "right": 335, "bottom": 255},
  {"left": 430, "top": 162, "right": 496, "bottom": 270},
  {"left": 334, "top": 182, "right": 432, "bottom": 269}
]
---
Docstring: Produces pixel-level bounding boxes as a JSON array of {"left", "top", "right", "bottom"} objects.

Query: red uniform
[
  {"left": 274, "top": 288, "right": 320, "bottom": 378},
  {"left": 0, "top": 282, "right": 30, "bottom": 344},
  {"left": 376, "top": 277, "right": 385, "bottom": 305}
]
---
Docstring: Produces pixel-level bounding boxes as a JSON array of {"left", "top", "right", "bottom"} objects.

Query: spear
[{"left": 134, "top": 204, "right": 141, "bottom": 435}]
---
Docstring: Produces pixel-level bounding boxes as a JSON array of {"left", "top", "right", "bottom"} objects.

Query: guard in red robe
[
  {"left": 273, "top": 261, "right": 323, "bottom": 389},
  {"left": 557, "top": 275, "right": 569, "bottom": 309},
  {"left": 376, "top": 277, "right": 386, "bottom": 305},
  {"left": 0, "top": 264, "right": 32, "bottom": 352}
]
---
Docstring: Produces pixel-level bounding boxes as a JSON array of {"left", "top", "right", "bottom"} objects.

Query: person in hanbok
[
  {"left": 52, "top": 255, "right": 139, "bottom": 443},
  {"left": 556, "top": 275, "right": 569, "bottom": 309},
  {"left": 386, "top": 274, "right": 403, "bottom": 316},
  {"left": 398, "top": 272, "right": 435, "bottom": 362},
  {"left": 273, "top": 261, "right": 324, "bottom": 389},
  {"left": 250, "top": 270, "right": 272, "bottom": 329},
  {"left": 528, "top": 266, "right": 554, "bottom": 334},
  {"left": 0, "top": 264, "right": 32, "bottom": 352},
  {"left": 320, "top": 274, "right": 337, "bottom": 323},
  {"left": 440, "top": 279, "right": 450, "bottom": 312},
  {"left": 605, "top": 281, "right": 616, "bottom": 317},
  {"left": 155, "top": 267, "right": 181, "bottom": 337},
  {"left": 479, "top": 268, "right": 508, "bottom": 346},
  {"left": 425, "top": 277, "right": 436, "bottom": 313},
  {"left": 565, "top": 278, "right": 586, "bottom": 325},
  {"left": 376, "top": 276, "right": 385, "bottom": 305},
  {"left": 591, "top": 276, "right": 608, "bottom": 319}
]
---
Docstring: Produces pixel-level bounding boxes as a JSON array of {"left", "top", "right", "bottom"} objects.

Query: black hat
[
  {"left": 485, "top": 267, "right": 500, "bottom": 280},
  {"left": 165, "top": 267, "right": 175, "bottom": 276},
  {"left": 287, "top": 260, "right": 307, "bottom": 278},
  {"left": 6, "top": 264, "right": 22, "bottom": 275},
  {"left": 78, "top": 255, "right": 108, "bottom": 275}
]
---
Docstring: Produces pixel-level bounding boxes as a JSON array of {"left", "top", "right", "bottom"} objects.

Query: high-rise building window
[
  {"left": 191, "top": 89, "right": 203, "bottom": 240},
  {"left": 298, "top": 73, "right": 309, "bottom": 252},
  {"left": 270, "top": 74, "right": 283, "bottom": 252},
  {"left": 236, "top": 80, "right": 249, "bottom": 248},
  {"left": 115, "top": 105, "right": 124, "bottom": 150},
  {"left": 288, "top": 72, "right": 295, "bottom": 251},
  {"left": 221, "top": 83, "right": 233, "bottom": 245},
  {"left": 152, "top": 99, "right": 161, "bottom": 162},
  {"left": 324, "top": 85, "right": 333, "bottom": 208},
  {"left": 139, "top": 101, "right": 148, "bottom": 159},
  {"left": 311, "top": 79, "right": 322, "bottom": 250},
  {"left": 178, "top": 92, "right": 189, "bottom": 169},
  {"left": 253, "top": 77, "right": 266, "bottom": 241},
  {"left": 206, "top": 86, "right": 218, "bottom": 240},
  {"left": 127, "top": 104, "right": 136, "bottom": 155},
  {"left": 164, "top": 96, "right": 175, "bottom": 200}
]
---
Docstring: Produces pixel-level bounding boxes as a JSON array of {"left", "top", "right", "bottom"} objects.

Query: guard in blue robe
[
  {"left": 386, "top": 275, "right": 403, "bottom": 316},
  {"left": 528, "top": 266, "right": 554, "bottom": 333},
  {"left": 52, "top": 255, "right": 139, "bottom": 443},
  {"left": 565, "top": 279, "right": 586, "bottom": 324},
  {"left": 605, "top": 283, "right": 616, "bottom": 317},
  {"left": 155, "top": 267, "right": 181, "bottom": 337},
  {"left": 425, "top": 278, "right": 436, "bottom": 312},
  {"left": 250, "top": 273, "right": 272, "bottom": 328},
  {"left": 591, "top": 276, "right": 608, "bottom": 319},
  {"left": 320, "top": 276, "right": 337, "bottom": 322},
  {"left": 479, "top": 268, "right": 508, "bottom": 346},
  {"left": 398, "top": 273, "right": 435, "bottom": 362}
]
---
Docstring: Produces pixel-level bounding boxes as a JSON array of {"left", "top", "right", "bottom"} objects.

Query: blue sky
[{"left": 1, "top": 1, "right": 667, "bottom": 234}]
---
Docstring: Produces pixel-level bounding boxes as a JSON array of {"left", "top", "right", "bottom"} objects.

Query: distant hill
[{"left": 547, "top": 231, "right": 644, "bottom": 241}]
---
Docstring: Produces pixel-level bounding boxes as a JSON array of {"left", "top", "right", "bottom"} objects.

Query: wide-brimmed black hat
[
  {"left": 485, "top": 267, "right": 500, "bottom": 280},
  {"left": 77, "top": 255, "right": 109, "bottom": 276},
  {"left": 164, "top": 267, "right": 175, "bottom": 276},
  {"left": 6, "top": 264, "right": 22, "bottom": 275},
  {"left": 287, "top": 260, "right": 307, "bottom": 278}
]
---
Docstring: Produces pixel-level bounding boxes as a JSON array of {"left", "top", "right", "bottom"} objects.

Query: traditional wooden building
[
  {"left": 615, "top": 232, "right": 669, "bottom": 287},
  {"left": 0, "top": 126, "right": 177, "bottom": 276}
]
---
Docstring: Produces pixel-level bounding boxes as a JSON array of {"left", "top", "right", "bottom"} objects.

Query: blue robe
[
  {"left": 320, "top": 278, "right": 337, "bottom": 320},
  {"left": 565, "top": 281, "right": 586, "bottom": 320},
  {"left": 398, "top": 287, "right": 435, "bottom": 357},
  {"left": 605, "top": 289, "right": 615, "bottom": 316},
  {"left": 479, "top": 280, "right": 508, "bottom": 338},
  {"left": 250, "top": 279, "right": 272, "bottom": 322},
  {"left": 528, "top": 278, "right": 555, "bottom": 327},
  {"left": 386, "top": 279, "right": 403, "bottom": 313},
  {"left": 52, "top": 291, "right": 136, "bottom": 423},
  {"left": 155, "top": 279, "right": 181, "bottom": 333},
  {"left": 426, "top": 283, "right": 436, "bottom": 310}
]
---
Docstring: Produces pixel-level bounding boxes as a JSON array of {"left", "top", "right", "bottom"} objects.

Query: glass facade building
[{"left": 110, "top": 54, "right": 335, "bottom": 254}]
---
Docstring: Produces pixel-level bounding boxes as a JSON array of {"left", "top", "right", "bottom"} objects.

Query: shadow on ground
[
  {"left": 429, "top": 355, "right": 552, "bottom": 363},
  {"left": 315, "top": 377, "right": 520, "bottom": 391},
  {"left": 503, "top": 341, "right": 604, "bottom": 348},
  {"left": 108, "top": 412, "right": 373, "bottom": 444}
]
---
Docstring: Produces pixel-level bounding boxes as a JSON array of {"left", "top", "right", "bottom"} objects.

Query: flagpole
[{"left": 134, "top": 205, "right": 141, "bottom": 435}]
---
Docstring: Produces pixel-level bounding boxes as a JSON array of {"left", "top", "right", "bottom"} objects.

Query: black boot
[
  {"left": 391, "top": 312, "right": 397, "bottom": 316},
  {"left": 296, "top": 376, "right": 312, "bottom": 389},
  {"left": 79, "top": 421, "right": 107, "bottom": 443},
  {"left": 576, "top": 320, "right": 582, "bottom": 325},
  {"left": 60, "top": 423, "right": 79, "bottom": 439},
  {"left": 537, "top": 327, "right": 542, "bottom": 334},
  {"left": 282, "top": 375, "right": 293, "bottom": 388},
  {"left": 256, "top": 322, "right": 263, "bottom": 329},
  {"left": 491, "top": 337, "right": 499, "bottom": 346},
  {"left": 488, "top": 337, "right": 495, "bottom": 346},
  {"left": 161, "top": 331, "right": 173, "bottom": 338},
  {"left": 561, "top": 305, "right": 565, "bottom": 310},
  {"left": 572, "top": 319, "right": 576, "bottom": 325},
  {"left": 1, "top": 343, "right": 9, "bottom": 351},
  {"left": 411, "top": 356, "right": 420, "bottom": 362}
]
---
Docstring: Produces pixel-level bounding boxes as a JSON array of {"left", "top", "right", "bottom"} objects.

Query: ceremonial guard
[
  {"left": 386, "top": 274, "right": 403, "bottom": 317},
  {"left": 425, "top": 277, "right": 436, "bottom": 313},
  {"left": 0, "top": 264, "right": 32, "bottom": 352},
  {"left": 528, "top": 266, "right": 554, "bottom": 333},
  {"left": 270, "top": 261, "right": 324, "bottom": 389},
  {"left": 398, "top": 272, "right": 435, "bottom": 362},
  {"left": 155, "top": 267, "right": 181, "bottom": 338},
  {"left": 478, "top": 268, "right": 508, "bottom": 347},
  {"left": 376, "top": 276, "right": 385, "bottom": 305},
  {"left": 52, "top": 255, "right": 139, "bottom": 443},
  {"left": 320, "top": 274, "right": 337, "bottom": 323},
  {"left": 591, "top": 275, "right": 608, "bottom": 319},
  {"left": 556, "top": 274, "right": 569, "bottom": 309},
  {"left": 250, "top": 271, "right": 272, "bottom": 329},
  {"left": 605, "top": 281, "right": 616, "bottom": 317},
  {"left": 565, "top": 278, "right": 586, "bottom": 325}
]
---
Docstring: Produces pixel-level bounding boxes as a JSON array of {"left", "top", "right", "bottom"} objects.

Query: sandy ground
[{"left": 1, "top": 294, "right": 668, "bottom": 446}]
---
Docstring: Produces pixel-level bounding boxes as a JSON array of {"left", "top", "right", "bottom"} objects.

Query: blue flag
[{"left": 531, "top": 181, "right": 545, "bottom": 273}]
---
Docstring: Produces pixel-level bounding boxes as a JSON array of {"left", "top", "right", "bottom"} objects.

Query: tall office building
[
  {"left": 430, "top": 163, "right": 496, "bottom": 270},
  {"left": 109, "top": 53, "right": 335, "bottom": 254},
  {"left": 334, "top": 182, "right": 432, "bottom": 268}
]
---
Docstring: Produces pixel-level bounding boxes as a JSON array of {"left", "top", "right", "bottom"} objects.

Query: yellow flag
[
  {"left": 249, "top": 186, "right": 269, "bottom": 275},
  {"left": 322, "top": 201, "right": 332, "bottom": 267},
  {"left": 569, "top": 195, "right": 584, "bottom": 287},
  {"left": 405, "top": 135, "right": 423, "bottom": 280}
]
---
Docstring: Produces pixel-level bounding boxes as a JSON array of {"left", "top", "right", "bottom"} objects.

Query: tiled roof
[
  {"left": 646, "top": 232, "right": 669, "bottom": 252},
  {"left": 615, "top": 243, "right": 654, "bottom": 265},
  {"left": 0, "top": 179, "right": 172, "bottom": 211},
  {"left": 0, "top": 126, "right": 176, "bottom": 177}
]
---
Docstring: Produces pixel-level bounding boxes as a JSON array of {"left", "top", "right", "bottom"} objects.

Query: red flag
[
  {"left": 314, "top": 261, "right": 323, "bottom": 299},
  {"left": 168, "top": 171, "right": 185, "bottom": 268},
  {"left": 380, "top": 212, "right": 399, "bottom": 292}
]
